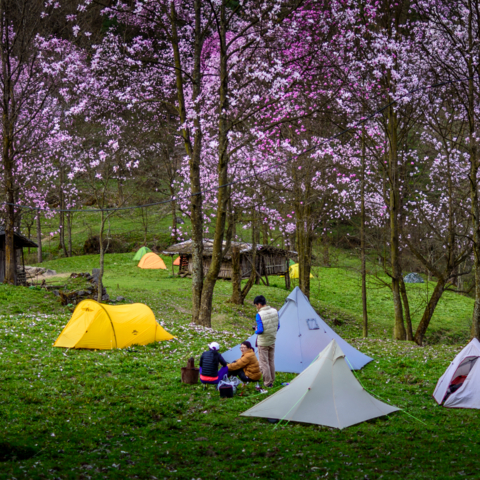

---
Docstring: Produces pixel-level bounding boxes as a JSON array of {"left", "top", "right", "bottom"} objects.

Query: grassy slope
[
  {"left": 0, "top": 252, "right": 479, "bottom": 478},
  {"left": 27, "top": 205, "right": 474, "bottom": 343},
  {"left": 38, "top": 250, "right": 474, "bottom": 342}
]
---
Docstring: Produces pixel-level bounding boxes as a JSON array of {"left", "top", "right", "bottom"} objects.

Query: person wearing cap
[
  {"left": 254, "top": 295, "right": 279, "bottom": 388},
  {"left": 199, "top": 342, "right": 228, "bottom": 384}
]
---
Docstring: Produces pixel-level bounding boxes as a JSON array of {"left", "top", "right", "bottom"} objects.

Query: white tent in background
[
  {"left": 241, "top": 340, "right": 398, "bottom": 429},
  {"left": 223, "top": 287, "right": 372, "bottom": 372},
  {"left": 433, "top": 339, "right": 480, "bottom": 408}
]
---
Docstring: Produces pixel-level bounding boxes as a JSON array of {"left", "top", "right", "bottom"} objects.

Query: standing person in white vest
[{"left": 253, "top": 295, "right": 280, "bottom": 388}]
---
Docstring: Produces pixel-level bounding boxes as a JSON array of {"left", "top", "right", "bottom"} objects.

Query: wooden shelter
[
  {"left": 163, "top": 239, "right": 297, "bottom": 287},
  {"left": 0, "top": 227, "right": 38, "bottom": 285}
]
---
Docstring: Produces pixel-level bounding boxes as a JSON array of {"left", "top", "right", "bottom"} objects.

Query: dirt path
[{"left": 28, "top": 272, "right": 71, "bottom": 283}]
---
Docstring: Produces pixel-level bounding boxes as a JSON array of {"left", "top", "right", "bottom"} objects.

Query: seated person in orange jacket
[{"left": 227, "top": 341, "right": 262, "bottom": 383}]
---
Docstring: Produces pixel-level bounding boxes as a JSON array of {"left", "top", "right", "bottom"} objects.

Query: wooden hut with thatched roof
[{"left": 163, "top": 239, "right": 296, "bottom": 287}]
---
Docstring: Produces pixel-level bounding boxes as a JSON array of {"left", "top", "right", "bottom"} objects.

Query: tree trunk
[
  {"left": 170, "top": 186, "right": 177, "bottom": 241},
  {"left": 399, "top": 276, "right": 413, "bottom": 341},
  {"left": 467, "top": 5, "right": 480, "bottom": 340},
  {"left": 360, "top": 130, "right": 368, "bottom": 338},
  {"left": 59, "top": 167, "right": 67, "bottom": 257},
  {"left": 230, "top": 246, "right": 242, "bottom": 304},
  {"left": 240, "top": 218, "right": 258, "bottom": 302},
  {"left": 3, "top": 138, "right": 15, "bottom": 285},
  {"left": 254, "top": 209, "right": 261, "bottom": 285},
  {"left": 414, "top": 278, "right": 446, "bottom": 345},
  {"left": 198, "top": 2, "right": 230, "bottom": 327},
  {"left": 171, "top": 0, "right": 204, "bottom": 324},
  {"left": 67, "top": 212, "right": 72, "bottom": 257},
  {"left": 262, "top": 221, "right": 268, "bottom": 246},
  {"left": 387, "top": 105, "right": 406, "bottom": 340},
  {"left": 285, "top": 257, "right": 291, "bottom": 290},
  {"left": 296, "top": 203, "right": 313, "bottom": 300},
  {"left": 36, "top": 211, "right": 42, "bottom": 263},
  {"left": 97, "top": 213, "right": 106, "bottom": 303}
]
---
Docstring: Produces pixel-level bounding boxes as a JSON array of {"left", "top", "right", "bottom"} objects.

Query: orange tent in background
[
  {"left": 173, "top": 256, "right": 180, "bottom": 266},
  {"left": 138, "top": 252, "right": 167, "bottom": 270}
]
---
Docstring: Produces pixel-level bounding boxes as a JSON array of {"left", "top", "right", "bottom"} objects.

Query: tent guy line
[
  {"left": 0, "top": 75, "right": 474, "bottom": 214},
  {"left": 273, "top": 389, "right": 309, "bottom": 429},
  {"left": 344, "top": 357, "right": 428, "bottom": 427},
  {"left": 241, "top": 340, "right": 399, "bottom": 429}
]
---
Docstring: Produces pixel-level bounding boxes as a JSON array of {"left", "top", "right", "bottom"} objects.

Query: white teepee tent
[
  {"left": 433, "top": 339, "right": 480, "bottom": 408},
  {"left": 223, "top": 287, "right": 372, "bottom": 372},
  {"left": 241, "top": 340, "right": 398, "bottom": 429}
]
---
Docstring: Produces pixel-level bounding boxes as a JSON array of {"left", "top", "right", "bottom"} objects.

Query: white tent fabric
[
  {"left": 241, "top": 339, "right": 398, "bottom": 429},
  {"left": 433, "top": 339, "right": 480, "bottom": 408},
  {"left": 222, "top": 287, "right": 372, "bottom": 372}
]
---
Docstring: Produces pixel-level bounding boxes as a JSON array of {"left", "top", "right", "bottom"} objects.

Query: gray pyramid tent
[
  {"left": 241, "top": 340, "right": 398, "bottom": 429},
  {"left": 223, "top": 287, "right": 372, "bottom": 372}
]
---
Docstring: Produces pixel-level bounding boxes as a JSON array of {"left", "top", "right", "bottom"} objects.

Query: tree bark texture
[
  {"left": 67, "top": 212, "right": 72, "bottom": 257},
  {"left": 171, "top": 0, "right": 204, "bottom": 324},
  {"left": 36, "top": 211, "right": 42, "bottom": 263},
  {"left": 170, "top": 0, "right": 203, "bottom": 323},
  {"left": 387, "top": 105, "right": 406, "bottom": 340},
  {"left": 97, "top": 213, "right": 107, "bottom": 303},
  {"left": 198, "top": 2, "right": 230, "bottom": 326},
  {"left": 1, "top": 4, "right": 15, "bottom": 284},
  {"left": 414, "top": 278, "right": 446, "bottom": 345},
  {"left": 399, "top": 276, "right": 413, "bottom": 341},
  {"left": 361, "top": 130, "right": 368, "bottom": 338},
  {"left": 296, "top": 201, "right": 313, "bottom": 300},
  {"left": 59, "top": 167, "right": 68, "bottom": 257},
  {"left": 467, "top": 4, "right": 480, "bottom": 340}
]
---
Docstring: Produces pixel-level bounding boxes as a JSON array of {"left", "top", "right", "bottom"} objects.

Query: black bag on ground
[{"left": 219, "top": 385, "right": 234, "bottom": 398}]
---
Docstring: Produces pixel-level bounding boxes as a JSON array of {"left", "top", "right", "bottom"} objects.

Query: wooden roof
[
  {"left": 163, "top": 239, "right": 296, "bottom": 259},
  {"left": 0, "top": 227, "right": 38, "bottom": 248}
]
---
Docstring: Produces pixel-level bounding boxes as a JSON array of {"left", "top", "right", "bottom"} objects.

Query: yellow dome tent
[
  {"left": 289, "top": 263, "right": 314, "bottom": 279},
  {"left": 138, "top": 252, "right": 167, "bottom": 270},
  {"left": 53, "top": 299, "right": 174, "bottom": 349}
]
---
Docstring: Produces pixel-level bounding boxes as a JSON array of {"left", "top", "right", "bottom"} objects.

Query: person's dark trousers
[{"left": 229, "top": 369, "right": 252, "bottom": 383}]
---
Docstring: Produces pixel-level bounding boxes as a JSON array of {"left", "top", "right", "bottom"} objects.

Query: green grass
[
  {"left": 1, "top": 252, "right": 479, "bottom": 478},
  {"left": 23, "top": 209, "right": 180, "bottom": 263}
]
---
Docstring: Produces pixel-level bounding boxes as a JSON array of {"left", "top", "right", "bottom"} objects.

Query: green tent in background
[
  {"left": 289, "top": 259, "right": 295, "bottom": 266},
  {"left": 133, "top": 246, "right": 152, "bottom": 261}
]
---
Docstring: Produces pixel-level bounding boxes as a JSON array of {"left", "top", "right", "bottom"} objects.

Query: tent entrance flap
[
  {"left": 433, "top": 340, "right": 480, "bottom": 408},
  {"left": 444, "top": 356, "right": 479, "bottom": 402},
  {"left": 99, "top": 303, "right": 118, "bottom": 349}
]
